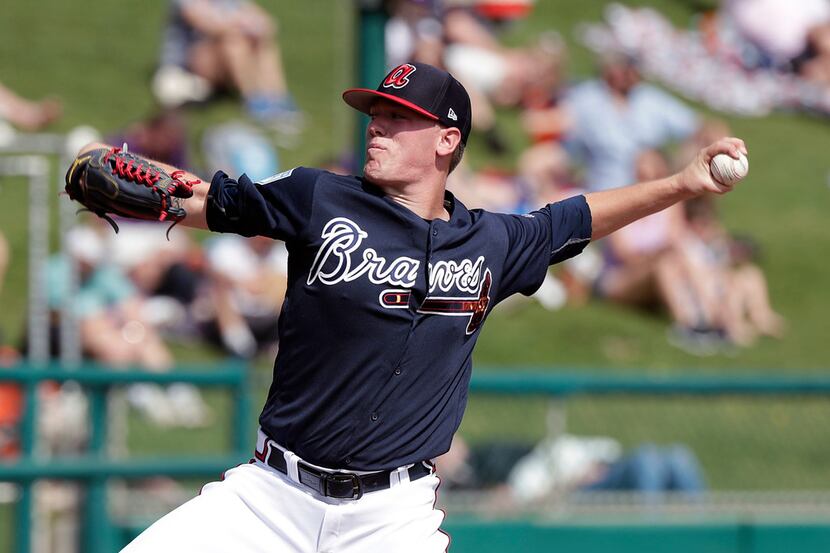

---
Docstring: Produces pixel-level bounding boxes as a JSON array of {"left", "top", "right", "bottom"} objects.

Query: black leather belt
[{"left": 265, "top": 450, "right": 432, "bottom": 500}]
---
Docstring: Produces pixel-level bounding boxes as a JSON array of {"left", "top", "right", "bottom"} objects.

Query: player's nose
[{"left": 367, "top": 117, "right": 386, "bottom": 138}]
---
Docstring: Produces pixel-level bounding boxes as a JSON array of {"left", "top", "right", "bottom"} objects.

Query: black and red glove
[{"left": 64, "top": 145, "right": 199, "bottom": 234}]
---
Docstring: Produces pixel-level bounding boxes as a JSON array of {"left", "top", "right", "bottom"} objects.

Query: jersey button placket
[
  {"left": 370, "top": 412, "right": 379, "bottom": 422},
  {"left": 425, "top": 222, "right": 437, "bottom": 287}
]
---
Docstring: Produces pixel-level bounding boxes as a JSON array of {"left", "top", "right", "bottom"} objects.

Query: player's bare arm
[
  {"left": 76, "top": 141, "right": 211, "bottom": 230},
  {"left": 586, "top": 137, "right": 747, "bottom": 240}
]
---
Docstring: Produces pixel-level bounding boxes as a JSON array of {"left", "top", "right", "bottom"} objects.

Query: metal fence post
[
  {"left": 16, "top": 378, "right": 38, "bottom": 553},
  {"left": 84, "top": 386, "right": 114, "bottom": 553},
  {"left": 232, "top": 360, "right": 252, "bottom": 454},
  {"left": 0, "top": 156, "right": 51, "bottom": 364},
  {"left": 28, "top": 156, "right": 51, "bottom": 367},
  {"left": 58, "top": 150, "right": 82, "bottom": 368}
]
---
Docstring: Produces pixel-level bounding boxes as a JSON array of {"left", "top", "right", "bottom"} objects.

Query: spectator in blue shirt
[
  {"left": 45, "top": 225, "right": 209, "bottom": 427},
  {"left": 563, "top": 52, "right": 699, "bottom": 192}
]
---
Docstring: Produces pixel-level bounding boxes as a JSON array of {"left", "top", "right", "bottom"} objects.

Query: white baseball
[{"left": 710, "top": 152, "right": 749, "bottom": 186}]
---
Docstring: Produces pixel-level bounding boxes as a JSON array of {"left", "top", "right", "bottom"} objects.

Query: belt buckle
[{"left": 324, "top": 472, "right": 363, "bottom": 500}]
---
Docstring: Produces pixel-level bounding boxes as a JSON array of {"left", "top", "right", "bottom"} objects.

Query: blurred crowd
[
  {"left": 581, "top": 1, "right": 830, "bottom": 116},
  {"left": 154, "top": 0, "right": 302, "bottom": 129},
  {"left": 385, "top": 0, "right": 786, "bottom": 355},
  {"left": 0, "top": 0, "right": 309, "bottom": 449},
  {"left": 436, "top": 433, "right": 706, "bottom": 508},
  {"left": 1, "top": 0, "right": 790, "bottom": 490}
]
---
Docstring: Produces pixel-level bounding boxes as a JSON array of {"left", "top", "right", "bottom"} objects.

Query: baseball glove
[{"left": 64, "top": 144, "right": 199, "bottom": 235}]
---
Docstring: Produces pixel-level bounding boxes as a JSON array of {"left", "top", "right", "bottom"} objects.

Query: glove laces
[
  {"left": 94, "top": 144, "right": 200, "bottom": 238},
  {"left": 104, "top": 144, "right": 200, "bottom": 196},
  {"left": 104, "top": 145, "right": 163, "bottom": 187}
]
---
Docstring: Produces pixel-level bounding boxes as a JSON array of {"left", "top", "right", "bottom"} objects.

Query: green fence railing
[
  {"left": 468, "top": 370, "right": 830, "bottom": 396},
  {"left": 444, "top": 518, "right": 830, "bottom": 553},
  {"left": 0, "top": 360, "right": 251, "bottom": 553},
  {"left": 4, "top": 366, "right": 830, "bottom": 552},
  {"left": 458, "top": 370, "right": 830, "bottom": 553}
]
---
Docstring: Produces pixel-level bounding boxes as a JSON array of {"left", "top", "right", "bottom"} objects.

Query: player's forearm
[
  {"left": 78, "top": 142, "right": 210, "bottom": 230},
  {"left": 585, "top": 175, "right": 694, "bottom": 240},
  {"left": 586, "top": 137, "right": 748, "bottom": 240},
  {"left": 126, "top": 152, "right": 210, "bottom": 230}
]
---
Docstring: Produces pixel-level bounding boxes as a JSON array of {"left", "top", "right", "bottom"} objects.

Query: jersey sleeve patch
[
  {"left": 206, "top": 168, "right": 317, "bottom": 241},
  {"left": 257, "top": 168, "right": 296, "bottom": 185}
]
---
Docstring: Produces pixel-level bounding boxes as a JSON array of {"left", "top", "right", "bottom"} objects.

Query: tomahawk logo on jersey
[{"left": 205, "top": 166, "right": 591, "bottom": 469}]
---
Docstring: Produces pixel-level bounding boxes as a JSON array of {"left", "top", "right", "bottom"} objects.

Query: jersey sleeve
[
  {"left": 496, "top": 194, "right": 593, "bottom": 300},
  {"left": 206, "top": 167, "right": 318, "bottom": 242}
]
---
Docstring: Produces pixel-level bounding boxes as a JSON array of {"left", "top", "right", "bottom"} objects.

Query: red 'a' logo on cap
[{"left": 383, "top": 64, "right": 417, "bottom": 89}]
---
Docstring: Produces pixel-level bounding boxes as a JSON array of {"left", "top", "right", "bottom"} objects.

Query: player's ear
[{"left": 436, "top": 127, "right": 461, "bottom": 158}]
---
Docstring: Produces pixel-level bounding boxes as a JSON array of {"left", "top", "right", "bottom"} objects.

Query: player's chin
[{"left": 363, "top": 163, "right": 392, "bottom": 184}]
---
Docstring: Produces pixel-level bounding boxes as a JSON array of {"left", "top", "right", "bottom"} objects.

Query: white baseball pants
[{"left": 121, "top": 460, "right": 449, "bottom": 553}]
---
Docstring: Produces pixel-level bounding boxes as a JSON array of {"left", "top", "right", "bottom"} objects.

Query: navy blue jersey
[{"left": 207, "top": 168, "right": 592, "bottom": 470}]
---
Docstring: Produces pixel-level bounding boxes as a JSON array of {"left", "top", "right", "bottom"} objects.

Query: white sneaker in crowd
[
  {"left": 126, "top": 383, "right": 177, "bottom": 427},
  {"left": 166, "top": 384, "right": 212, "bottom": 429}
]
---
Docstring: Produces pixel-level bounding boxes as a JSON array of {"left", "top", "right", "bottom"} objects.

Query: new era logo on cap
[{"left": 342, "top": 62, "right": 472, "bottom": 144}]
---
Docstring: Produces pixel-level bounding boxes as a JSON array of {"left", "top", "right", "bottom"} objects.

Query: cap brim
[{"left": 342, "top": 88, "right": 439, "bottom": 121}]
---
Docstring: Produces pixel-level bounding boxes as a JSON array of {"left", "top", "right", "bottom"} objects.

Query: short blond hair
[{"left": 449, "top": 141, "right": 465, "bottom": 174}]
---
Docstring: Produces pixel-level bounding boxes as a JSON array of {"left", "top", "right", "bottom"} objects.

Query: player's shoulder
[
  {"left": 465, "top": 206, "right": 535, "bottom": 237},
  {"left": 255, "top": 166, "right": 361, "bottom": 189},
  {"left": 480, "top": 208, "right": 545, "bottom": 230}
]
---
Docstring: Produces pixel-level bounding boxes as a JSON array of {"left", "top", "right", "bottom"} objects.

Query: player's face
[{"left": 363, "top": 100, "right": 444, "bottom": 187}]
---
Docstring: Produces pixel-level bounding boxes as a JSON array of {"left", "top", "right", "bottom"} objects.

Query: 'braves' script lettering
[
  {"left": 308, "top": 218, "right": 491, "bottom": 312},
  {"left": 308, "top": 218, "right": 421, "bottom": 288},
  {"left": 428, "top": 257, "right": 484, "bottom": 293}
]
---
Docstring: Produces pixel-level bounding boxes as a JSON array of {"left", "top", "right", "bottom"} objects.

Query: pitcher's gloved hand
[{"left": 64, "top": 144, "right": 198, "bottom": 235}]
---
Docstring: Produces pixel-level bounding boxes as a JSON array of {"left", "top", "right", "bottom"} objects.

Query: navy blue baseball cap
[{"left": 343, "top": 62, "right": 472, "bottom": 144}]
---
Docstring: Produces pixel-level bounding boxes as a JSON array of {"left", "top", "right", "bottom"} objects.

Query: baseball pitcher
[{"left": 65, "top": 62, "right": 747, "bottom": 552}]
